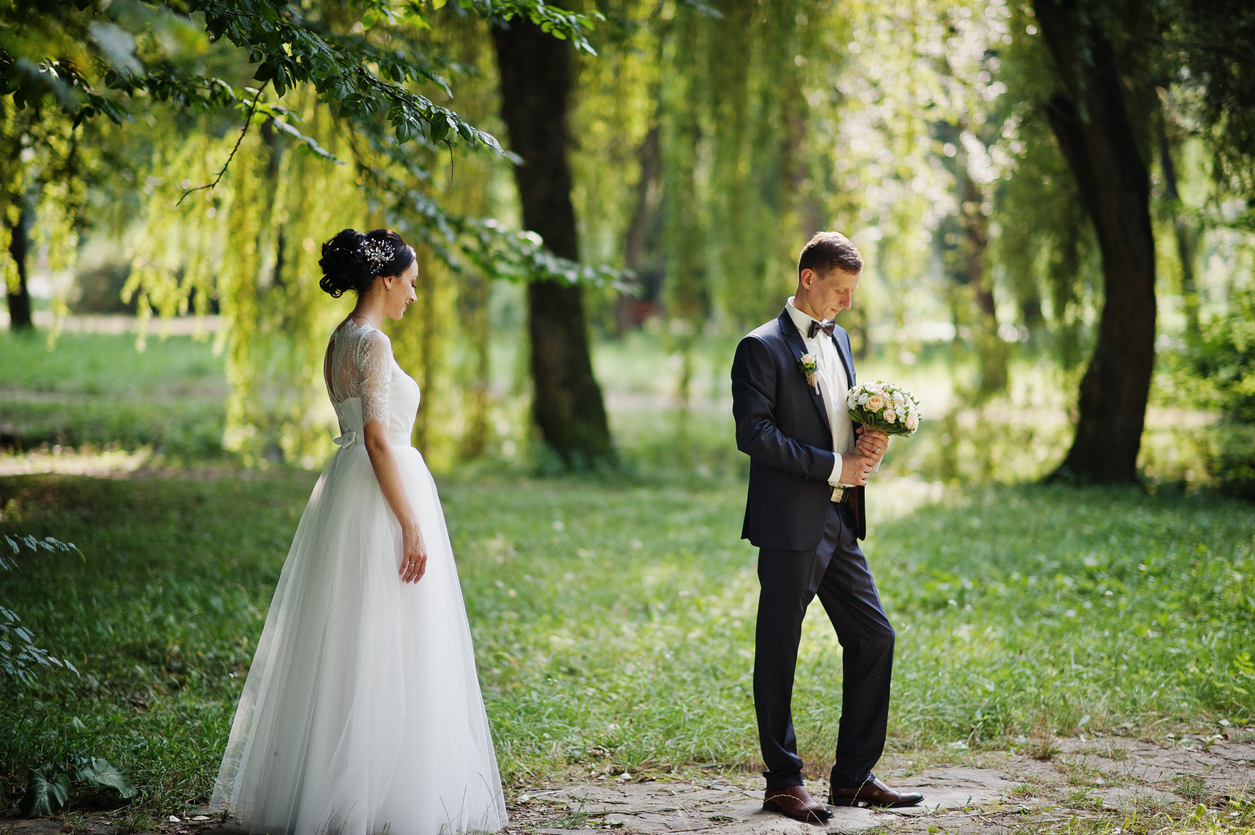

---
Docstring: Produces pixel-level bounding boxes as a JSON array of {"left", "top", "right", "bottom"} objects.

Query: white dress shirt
[{"left": 784, "top": 297, "right": 855, "bottom": 487}]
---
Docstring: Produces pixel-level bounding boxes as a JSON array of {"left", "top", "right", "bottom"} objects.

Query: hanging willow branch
[{"left": 177, "top": 81, "right": 269, "bottom": 206}]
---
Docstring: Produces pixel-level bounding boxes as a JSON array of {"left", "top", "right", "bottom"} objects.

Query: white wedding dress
[{"left": 211, "top": 319, "right": 507, "bottom": 835}]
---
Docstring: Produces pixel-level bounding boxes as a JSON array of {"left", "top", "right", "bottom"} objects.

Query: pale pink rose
[
  {"left": 905, "top": 412, "right": 919, "bottom": 431},
  {"left": 883, "top": 409, "right": 897, "bottom": 424},
  {"left": 866, "top": 394, "right": 884, "bottom": 412}
]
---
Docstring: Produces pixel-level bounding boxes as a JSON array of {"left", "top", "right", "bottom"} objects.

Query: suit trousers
[{"left": 753, "top": 500, "right": 895, "bottom": 791}]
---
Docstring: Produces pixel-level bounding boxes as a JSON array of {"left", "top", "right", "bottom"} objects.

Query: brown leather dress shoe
[
  {"left": 762, "top": 785, "right": 834, "bottom": 823},
  {"left": 829, "top": 775, "right": 923, "bottom": 808}
]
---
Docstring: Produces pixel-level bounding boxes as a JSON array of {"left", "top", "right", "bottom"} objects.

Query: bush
[
  {"left": 1208, "top": 423, "right": 1255, "bottom": 499},
  {"left": 69, "top": 263, "right": 137, "bottom": 315},
  {"left": 1189, "top": 299, "right": 1255, "bottom": 497}
]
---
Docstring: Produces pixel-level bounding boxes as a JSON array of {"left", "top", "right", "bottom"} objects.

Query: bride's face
[{"left": 383, "top": 260, "right": 419, "bottom": 320}]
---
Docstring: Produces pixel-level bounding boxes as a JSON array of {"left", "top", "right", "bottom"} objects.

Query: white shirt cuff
[{"left": 828, "top": 457, "right": 852, "bottom": 488}]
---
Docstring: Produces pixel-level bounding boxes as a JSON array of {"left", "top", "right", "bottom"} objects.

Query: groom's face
[{"left": 801, "top": 267, "right": 860, "bottom": 320}]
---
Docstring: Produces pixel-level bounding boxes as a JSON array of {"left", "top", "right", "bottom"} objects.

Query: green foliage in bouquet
[{"left": 845, "top": 381, "right": 921, "bottom": 437}]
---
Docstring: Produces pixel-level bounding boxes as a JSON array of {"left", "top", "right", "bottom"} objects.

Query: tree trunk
[
  {"left": 1035, "top": 0, "right": 1157, "bottom": 484},
  {"left": 625, "top": 124, "right": 662, "bottom": 277},
  {"left": 616, "top": 122, "right": 662, "bottom": 335},
  {"left": 491, "top": 17, "right": 613, "bottom": 465},
  {"left": 6, "top": 201, "right": 33, "bottom": 331},
  {"left": 960, "top": 172, "right": 1007, "bottom": 397},
  {"left": 1157, "top": 116, "right": 1201, "bottom": 344}
]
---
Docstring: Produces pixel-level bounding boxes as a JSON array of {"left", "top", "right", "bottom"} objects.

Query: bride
[{"left": 210, "top": 229, "right": 508, "bottom": 835}]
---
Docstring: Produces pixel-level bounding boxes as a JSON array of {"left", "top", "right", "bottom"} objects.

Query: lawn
[
  {"left": 0, "top": 330, "right": 227, "bottom": 457},
  {"left": 2, "top": 325, "right": 1249, "bottom": 824},
  {"left": 2, "top": 470, "right": 1252, "bottom": 816}
]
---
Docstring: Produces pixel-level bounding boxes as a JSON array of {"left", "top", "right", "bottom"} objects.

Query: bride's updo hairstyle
[{"left": 318, "top": 228, "right": 417, "bottom": 298}]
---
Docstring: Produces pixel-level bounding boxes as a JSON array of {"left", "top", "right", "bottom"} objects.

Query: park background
[{"left": 2, "top": 0, "right": 1254, "bottom": 831}]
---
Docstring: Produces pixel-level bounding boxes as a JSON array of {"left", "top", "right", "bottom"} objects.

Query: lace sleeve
[{"left": 357, "top": 328, "right": 394, "bottom": 428}]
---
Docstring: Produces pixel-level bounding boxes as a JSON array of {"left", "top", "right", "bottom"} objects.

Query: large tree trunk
[
  {"left": 491, "top": 18, "right": 613, "bottom": 465},
  {"left": 1035, "top": 0, "right": 1157, "bottom": 484},
  {"left": 6, "top": 201, "right": 33, "bottom": 331}
]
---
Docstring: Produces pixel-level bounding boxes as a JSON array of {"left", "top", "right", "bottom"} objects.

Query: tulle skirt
[{"left": 210, "top": 440, "right": 507, "bottom": 835}]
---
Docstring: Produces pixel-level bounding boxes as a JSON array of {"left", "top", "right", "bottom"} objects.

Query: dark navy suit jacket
[{"left": 731, "top": 308, "right": 866, "bottom": 551}]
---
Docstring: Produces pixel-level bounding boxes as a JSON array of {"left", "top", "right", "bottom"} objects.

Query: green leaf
[
  {"left": 18, "top": 767, "right": 71, "bottom": 818},
  {"left": 429, "top": 114, "right": 449, "bottom": 142},
  {"left": 71, "top": 756, "right": 138, "bottom": 799}
]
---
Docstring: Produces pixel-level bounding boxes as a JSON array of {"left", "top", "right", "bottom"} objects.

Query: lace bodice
[{"left": 324, "top": 319, "right": 420, "bottom": 439}]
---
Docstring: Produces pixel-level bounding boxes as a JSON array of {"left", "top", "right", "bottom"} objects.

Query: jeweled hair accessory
[{"left": 361, "top": 239, "right": 393, "bottom": 276}]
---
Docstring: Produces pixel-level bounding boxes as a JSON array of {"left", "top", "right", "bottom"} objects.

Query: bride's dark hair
[{"left": 318, "top": 229, "right": 416, "bottom": 298}]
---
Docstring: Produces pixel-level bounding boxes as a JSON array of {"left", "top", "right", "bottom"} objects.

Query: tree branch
[{"left": 176, "top": 81, "right": 268, "bottom": 206}]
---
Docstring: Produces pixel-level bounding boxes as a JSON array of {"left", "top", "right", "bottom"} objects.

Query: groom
[{"left": 731, "top": 232, "right": 922, "bottom": 822}]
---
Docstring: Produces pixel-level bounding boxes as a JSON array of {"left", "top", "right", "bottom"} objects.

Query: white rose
[
  {"left": 846, "top": 393, "right": 858, "bottom": 409},
  {"left": 801, "top": 352, "right": 817, "bottom": 365},
  {"left": 883, "top": 409, "right": 897, "bottom": 424},
  {"left": 905, "top": 412, "right": 919, "bottom": 431},
  {"left": 866, "top": 394, "right": 884, "bottom": 412},
  {"left": 858, "top": 393, "right": 870, "bottom": 406},
  {"left": 894, "top": 394, "right": 907, "bottom": 411}
]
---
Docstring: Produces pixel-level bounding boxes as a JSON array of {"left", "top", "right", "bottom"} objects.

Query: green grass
[
  {"left": 1, "top": 322, "right": 1249, "bottom": 823},
  {"left": 1, "top": 472, "right": 1252, "bottom": 816},
  {"left": 0, "top": 331, "right": 227, "bottom": 457},
  {"left": 0, "top": 331, "right": 225, "bottom": 396},
  {"left": 0, "top": 400, "right": 226, "bottom": 457}
]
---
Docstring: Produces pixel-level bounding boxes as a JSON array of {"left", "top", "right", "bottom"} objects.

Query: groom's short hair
[{"left": 798, "top": 231, "right": 863, "bottom": 278}]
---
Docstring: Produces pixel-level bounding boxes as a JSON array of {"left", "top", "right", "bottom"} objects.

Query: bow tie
[{"left": 807, "top": 319, "right": 837, "bottom": 339}]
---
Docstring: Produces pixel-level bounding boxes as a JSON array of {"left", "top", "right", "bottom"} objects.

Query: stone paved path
[{"left": 504, "top": 735, "right": 1255, "bottom": 834}]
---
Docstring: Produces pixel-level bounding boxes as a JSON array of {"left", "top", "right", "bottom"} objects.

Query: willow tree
[
  {"left": 491, "top": 17, "right": 614, "bottom": 465},
  {"left": 1025, "top": 0, "right": 1255, "bottom": 483},
  {"left": 568, "top": 0, "right": 853, "bottom": 412},
  {"left": 1027, "top": 0, "right": 1159, "bottom": 483},
  {"left": 3, "top": 0, "right": 627, "bottom": 465},
  {"left": 0, "top": 102, "right": 93, "bottom": 332},
  {"left": 829, "top": 0, "right": 1019, "bottom": 392}
]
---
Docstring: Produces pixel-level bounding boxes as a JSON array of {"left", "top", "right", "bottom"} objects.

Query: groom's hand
[
  {"left": 856, "top": 426, "right": 889, "bottom": 467},
  {"left": 839, "top": 452, "right": 874, "bottom": 486}
]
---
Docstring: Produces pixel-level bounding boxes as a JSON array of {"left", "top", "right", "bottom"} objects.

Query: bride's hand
[{"left": 400, "top": 518, "right": 428, "bottom": 583}]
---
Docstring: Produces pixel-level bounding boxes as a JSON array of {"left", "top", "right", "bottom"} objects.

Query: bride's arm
[
  {"left": 358, "top": 329, "right": 426, "bottom": 583},
  {"left": 364, "top": 422, "right": 428, "bottom": 583}
]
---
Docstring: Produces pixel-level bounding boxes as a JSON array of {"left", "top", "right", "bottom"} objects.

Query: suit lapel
[{"left": 776, "top": 309, "right": 832, "bottom": 436}]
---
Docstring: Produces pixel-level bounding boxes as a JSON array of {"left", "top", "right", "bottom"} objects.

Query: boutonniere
[{"left": 796, "top": 352, "right": 820, "bottom": 394}]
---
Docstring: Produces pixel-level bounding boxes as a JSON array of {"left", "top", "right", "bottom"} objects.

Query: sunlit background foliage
[{"left": 4, "top": 0, "right": 1253, "bottom": 489}]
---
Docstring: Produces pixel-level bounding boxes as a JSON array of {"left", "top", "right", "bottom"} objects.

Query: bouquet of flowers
[{"left": 845, "top": 381, "right": 921, "bottom": 436}]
